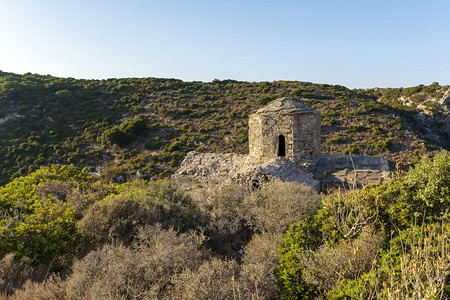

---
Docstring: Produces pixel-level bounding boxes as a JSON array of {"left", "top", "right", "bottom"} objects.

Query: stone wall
[
  {"left": 315, "top": 154, "right": 390, "bottom": 190},
  {"left": 292, "top": 112, "right": 321, "bottom": 163},
  {"left": 248, "top": 99, "right": 321, "bottom": 166}
]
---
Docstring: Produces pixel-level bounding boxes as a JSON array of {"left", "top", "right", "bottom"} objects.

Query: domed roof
[{"left": 254, "top": 97, "right": 315, "bottom": 114}]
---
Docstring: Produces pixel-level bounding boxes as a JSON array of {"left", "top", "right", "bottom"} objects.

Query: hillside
[
  {"left": 0, "top": 71, "right": 448, "bottom": 185},
  {"left": 0, "top": 71, "right": 449, "bottom": 298}
]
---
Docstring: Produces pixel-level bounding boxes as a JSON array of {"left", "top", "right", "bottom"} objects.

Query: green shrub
[
  {"left": 99, "top": 117, "right": 147, "bottom": 146},
  {"left": 78, "top": 180, "right": 200, "bottom": 245},
  {"left": 379, "top": 150, "right": 450, "bottom": 228},
  {"left": 0, "top": 165, "right": 93, "bottom": 268},
  {"left": 275, "top": 221, "right": 318, "bottom": 299},
  {"left": 0, "top": 199, "right": 84, "bottom": 268},
  {"left": 328, "top": 223, "right": 450, "bottom": 299},
  {"left": 276, "top": 151, "right": 450, "bottom": 298}
]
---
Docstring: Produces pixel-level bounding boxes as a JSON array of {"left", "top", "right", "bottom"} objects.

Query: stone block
[
  {"left": 370, "top": 158, "right": 380, "bottom": 167},
  {"left": 359, "top": 156, "right": 370, "bottom": 166},
  {"left": 314, "top": 171, "right": 324, "bottom": 179},
  {"left": 323, "top": 174, "right": 333, "bottom": 183},
  {"left": 336, "top": 156, "right": 348, "bottom": 164}
]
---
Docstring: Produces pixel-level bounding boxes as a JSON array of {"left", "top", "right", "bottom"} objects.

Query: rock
[{"left": 172, "top": 151, "right": 320, "bottom": 192}]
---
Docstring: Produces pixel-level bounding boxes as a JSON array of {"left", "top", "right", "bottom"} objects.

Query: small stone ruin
[
  {"left": 249, "top": 97, "right": 321, "bottom": 167},
  {"left": 173, "top": 97, "right": 390, "bottom": 192}
]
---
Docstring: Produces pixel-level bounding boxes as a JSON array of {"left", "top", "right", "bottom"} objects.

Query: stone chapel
[
  {"left": 173, "top": 97, "right": 390, "bottom": 192},
  {"left": 248, "top": 97, "right": 321, "bottom": 166}
]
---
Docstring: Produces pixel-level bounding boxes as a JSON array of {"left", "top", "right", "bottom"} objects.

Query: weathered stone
[
  {"left": 249, "top": 97, "right": 321, "bottom": 166},
  {"left": 336, "top": 156, "right": 347, "bottom": 164},
  {"left": 359, "top": 156, "right": 370, "bottom": 166},
  {"left": 172, "top": 151, "right": 320, "bottom": 193},
  {"left": 173, "top": 97, "right": 391, "bottom": 193}
]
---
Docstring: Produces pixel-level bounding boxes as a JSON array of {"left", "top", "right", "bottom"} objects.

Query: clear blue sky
[{"left": 1, "top": 0, "right": 449, "bottom": 88}]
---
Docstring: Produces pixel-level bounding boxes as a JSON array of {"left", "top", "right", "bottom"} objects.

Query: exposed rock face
[
  {"left": 0, "top": 113, "right": 22, "bottom": 126},
  {"left": 172, "top": 151, "right": 320, "bottom": 192}
]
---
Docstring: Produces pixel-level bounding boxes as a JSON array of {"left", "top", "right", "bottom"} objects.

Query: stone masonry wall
[{"left": 249, "top": 111, "right": 321, "bottom": 166}]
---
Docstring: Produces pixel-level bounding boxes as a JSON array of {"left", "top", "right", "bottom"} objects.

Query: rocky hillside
[{"left": 0, "top": 71, "right": 448, "bottom": 185}]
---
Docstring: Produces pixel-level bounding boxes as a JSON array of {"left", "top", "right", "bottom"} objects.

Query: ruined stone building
[
  {"left": 173, "top": 97, "right": 389, "bottom": 192},
  {"left": 248, "top": 97, "right": 321, "bottom": 166}
]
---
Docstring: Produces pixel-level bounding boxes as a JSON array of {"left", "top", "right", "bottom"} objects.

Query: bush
[
  {"left": 78, "top": 180, "right": 200, "bottom": 245},
  {"left": 0, "top": 200, "right": 84, "bottom": 269},
  {"left": 239, "top": 233, "right": 281, "bottom": 299},
  {"left": 0, "top": 254, "right": 45, "bottom": 295},
  {"left": 275, "top": 186, "right": 382, "bottom": 298},
  {"left": 64, "top": 225, "right": 207, "bottom": 300},
  {"left": 170, "top": 258, "right": 239, "bottom": 299},
  {"left": 193, "top": 183, "right": 251, "bottom": 258},
  {"left": 276, "top": 221, "right": 318, "bottom": 299},
  {"left": 276, "top": 151, "right": 450, "bottom": 298},
  {"left": 302, "top": 226, "right": 384, "bottom": 291},
  {"left": 77, "top": 194, "right": 147, "bottom": 244},
  {"left": 99, "top": 117, "right": 147, "bottom": 146},
  {"left": 3, "top": 274, "right": 65, "bottom": 300},
  {"left": 328, "top": 223, "right": 450, "bottom": 299},
  {"left": 242, "top": 180, "right": 321, "bottom": 234},
  {"left": 379, "top": 150, "right": 450, "bottom": 228}
]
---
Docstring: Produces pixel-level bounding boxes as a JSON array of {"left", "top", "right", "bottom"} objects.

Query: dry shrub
[
  {"left": 65, "top": 187, "right": 101, "bottom": 215},
  {"left": 195, "top": 183, "right": 251, "bottom": 257},
  {"left": 4, "top": 275, "right": 65, "bottom": 300},
  {"left": 0, "top": 254, "right": 45, "bottom": 295},
  {"left": 64, "top": 224, "right": 207, "bottom": 299},
  {"left": 35, "top": 181, "right": 74, "bottom": 202},
  {"left": 77, "top": 194, "right": 147, "bottom": 244},
  {"left": 239, "top": 233, "right": 281, "bottom": 299},
  {"left": 243, "top": 180, "right": 321, "bottom": 234},
  {"left": 303, "top": 226, "right": 385, "bottom": 290},
  {"left": 171, "top": 233, "right": 281, "bottom": 300},
  {"left": 170, "top": 258, "right": 239, "bottom": 300}
]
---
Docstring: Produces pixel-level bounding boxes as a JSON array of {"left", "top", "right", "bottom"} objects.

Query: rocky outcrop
[
  {"left": 172, "top": 151, "right": 320, "bottom": 192},
  {"left": 0, "top": 113, "right": 22, "bottom": 126}
]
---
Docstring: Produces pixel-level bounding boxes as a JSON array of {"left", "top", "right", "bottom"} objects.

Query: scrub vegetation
[
  {"left": 0, "top": 71, "right": 449, "bottom": 298},
  {"left": 0, "top": 151, "right": 448, "bottom": 299},
  {"left": 0, "top": 71, "right": 448, "bottom": 186}
]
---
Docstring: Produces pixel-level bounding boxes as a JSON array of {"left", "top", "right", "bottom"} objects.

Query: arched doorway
[{"left": 277, "top": 135, "right": 286, "bottom": 157}]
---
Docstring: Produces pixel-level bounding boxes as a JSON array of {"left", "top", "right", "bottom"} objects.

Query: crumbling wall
[{"left": 172, "top": 151, "right": 320, "bottom": 194}]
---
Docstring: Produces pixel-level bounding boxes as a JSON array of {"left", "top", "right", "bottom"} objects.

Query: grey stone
[
  {"left": 249, "top": 97, "right": 321, "bottom": 166},
  {"left": 336, "top": 156, "right": 348, "bottom": 164},
  {"left": 173, "top": 97, "right": 391, "bottom": 193}
]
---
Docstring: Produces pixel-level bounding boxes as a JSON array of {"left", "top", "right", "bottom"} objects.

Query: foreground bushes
[
  {"left": 0, "top": 151, "right": 448, "bottom": 299},
  {"left": 276, "top": 150, "right": 450, "bottom": 299},
  {"left": 0, "top": 165, "right": 93, "bottom": 269},
  {"left": 78, "top": 180, "right": 199, "bottom": 245}
]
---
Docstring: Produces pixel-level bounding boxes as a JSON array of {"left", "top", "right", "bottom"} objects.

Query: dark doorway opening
[{"left": 277, "top": 135, "right": 286, "bottom": 157}]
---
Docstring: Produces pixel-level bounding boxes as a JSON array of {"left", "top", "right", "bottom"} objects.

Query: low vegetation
[
  {"left": 0, "top": 71, "right": 449, "bottom": 298},
  {"left": 0, "top": 151, "right": 447, "bottom": 299},
  {"left": 1, "top": 71, "right": 448, "bottom": 187}
]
